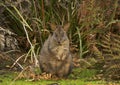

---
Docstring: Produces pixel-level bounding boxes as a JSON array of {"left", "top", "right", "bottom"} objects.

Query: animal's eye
[
  {"left": 61, "top": 32, "right": 65, "bottom": 37},
  {"left": 55, "top": 33, "right": 58, "bottom": 37}
]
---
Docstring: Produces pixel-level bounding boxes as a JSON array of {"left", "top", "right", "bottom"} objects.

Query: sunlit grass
[
  {"left": 0, "top": 70, "right": 119, "bottom": 85},
  {"left": 0, "top": 76, "right": 118, "bottom": 85},
  {"left": 0, "top": 72, "right": 106, "bottom": 85}
]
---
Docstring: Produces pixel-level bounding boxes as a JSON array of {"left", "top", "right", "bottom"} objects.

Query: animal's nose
[
  {"left": 58, "top": 41, "right": 62, "bottom": 45},
  {"left": 58, "top": 41, "right": 60, "bottom": 44}
]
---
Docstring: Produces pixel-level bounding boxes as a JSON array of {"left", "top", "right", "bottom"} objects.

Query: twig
[
  {"left": 22, "top": 23, "right": 38, "bottom": 67},
  {"left": 3, "top": 52, "right": 24, "bottom": 70},
  {"left": 10, "top": 54, "right": 26, "bottom": 69}
]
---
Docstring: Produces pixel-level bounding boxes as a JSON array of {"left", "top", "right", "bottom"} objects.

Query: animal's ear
[
  {"left": 49, "top": 23, "right": 56, "bottom": 31},
  {"left": 63, "top": 23, "right": 70, "bottom": 32}
]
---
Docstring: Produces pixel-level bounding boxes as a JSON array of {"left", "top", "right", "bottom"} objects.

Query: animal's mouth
[{"left": 57, "top": 42, "right": 62, "bottom": 45}]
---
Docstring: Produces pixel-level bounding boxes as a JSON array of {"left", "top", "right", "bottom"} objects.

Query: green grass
[
  {"left": 69, "top": 68, "right": 98, "bottom": 79},
  {"left": 0, "top": 69, "right": 119, "bottom": 85},
  {"left": 0, "top": 75, "right": 105, "bottom": 85}
]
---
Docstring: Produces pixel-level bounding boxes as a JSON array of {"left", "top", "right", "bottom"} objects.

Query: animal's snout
[
  {"left": 58, "top": 41, "right": 62, "bottom": 45},
  {"left": 58, "top": 41, "right": 60, "bottom": 44}
]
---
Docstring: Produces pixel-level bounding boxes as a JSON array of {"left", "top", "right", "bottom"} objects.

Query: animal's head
[{"left": 50, "top": 23, "right": 70, "bottom": 45}]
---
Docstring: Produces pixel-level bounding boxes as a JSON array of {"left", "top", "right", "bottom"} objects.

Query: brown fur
[{"left": 39, "top": 23, "right": 72, "bottom": 77}]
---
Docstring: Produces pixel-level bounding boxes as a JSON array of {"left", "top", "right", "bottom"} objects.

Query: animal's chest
[{"left": 52, "top": 45, "right": 68, "bottom": 60}]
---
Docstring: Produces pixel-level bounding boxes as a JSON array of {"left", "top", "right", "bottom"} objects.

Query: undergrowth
[{"left": 0, "top": 0, "right": 120, "bottom": 81}]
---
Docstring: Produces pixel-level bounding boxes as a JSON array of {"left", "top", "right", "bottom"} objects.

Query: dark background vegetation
[{"left": 0, "top": 0, "right": 120, "bottom": 81}]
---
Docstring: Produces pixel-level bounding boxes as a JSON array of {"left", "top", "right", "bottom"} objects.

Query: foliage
[
  {"left": 0, "top": 0, "right": 120, "bottom": 81},
  {"left": 99, "top": 33, "right": 120, "bottom": 80},
  {"left": 69, "top": 68, "right": 98, "bottom": 80}
]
